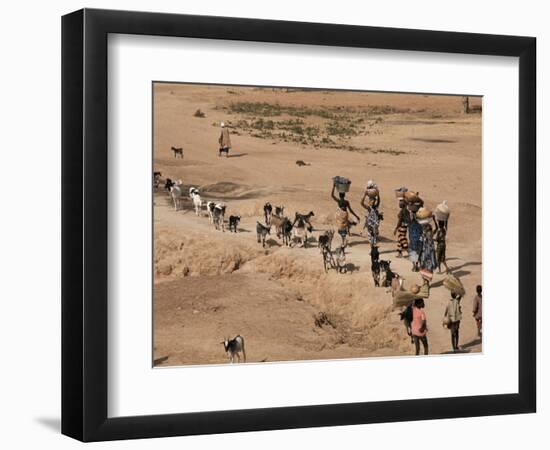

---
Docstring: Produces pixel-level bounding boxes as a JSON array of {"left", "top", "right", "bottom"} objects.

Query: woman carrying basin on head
[{"left": 331, "top": 177, "right": 360, "bottom": 247}]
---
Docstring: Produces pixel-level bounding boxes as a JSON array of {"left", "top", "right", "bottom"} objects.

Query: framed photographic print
[{"left": 62, "top": 8, "right": 536, "bottom": 442}]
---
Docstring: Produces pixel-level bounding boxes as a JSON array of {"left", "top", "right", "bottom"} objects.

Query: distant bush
[{"left": 194, "top": 109, "right": 206, "bottom": 118}]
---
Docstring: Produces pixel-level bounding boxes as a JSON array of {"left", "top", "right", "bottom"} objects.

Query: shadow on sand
[
  {"left": 265, "top": 238, "right": 282, "bottom": 248},
  {"left": 430, "top": 269, "right": 472, "bottom": 288},
  {"left": 154, "top": 355, "right": 170, "bottom": 366},
  {"left": 440, "top": 348, "right": 471, "bottom": 355},
  {"left": 440, "top": 337, "right": 482, "bottom": 355},
  {"left": 448, "top": 261, "right": 482, "bottom": 272},
  {"left": 344, "top": 263, "right": 361, "bottom": 273},
  {"left": 461, "top": 337, "right": 482, "bottom": 349},
  {"left": 409, "top": 137, "right": 457, "bottom": 144}
]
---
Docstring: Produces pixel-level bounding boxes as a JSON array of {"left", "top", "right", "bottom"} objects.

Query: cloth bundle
[{"left": 443, "top": 273, "right": 466, "bottom": 296}]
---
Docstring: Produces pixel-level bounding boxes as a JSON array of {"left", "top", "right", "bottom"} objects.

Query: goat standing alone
[
  {"left": 171, "top": 146, "right": 183, "bottom": 158},
  {"left": 222, "top": 335, "right": 246, "bottom": 363}
]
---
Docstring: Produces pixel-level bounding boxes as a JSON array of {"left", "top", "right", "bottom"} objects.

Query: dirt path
[
  {"left": 154, "top": 194, "right": 481, "bottom": 366},
  {"left": 154, "top": 273, "right": 376, "bottom": 366}
]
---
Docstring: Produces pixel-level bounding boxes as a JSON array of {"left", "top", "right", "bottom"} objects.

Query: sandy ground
[{"left": 153, "top": 84, "right": 482, "bottom": 366}]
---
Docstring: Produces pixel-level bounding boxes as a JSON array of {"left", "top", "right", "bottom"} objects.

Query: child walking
[{"left": 444, "top": 292, "right": 463, "bottom": 352}]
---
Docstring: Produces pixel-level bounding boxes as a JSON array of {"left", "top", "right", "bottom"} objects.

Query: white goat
[
  {"left": 192, "top": 193, "right": 202, "bottom": 216},
  {"left": 189, "top": 186, "right": 199, "bottom": 199},
  {"left": 206, "top": 201, "right": 216, "bottom": 224},
  {"left": 213, "top": 203, "right": 226, "bottom": 231},
  {"left": 170, "top": 181, "right": 184, "bottom": 211}
]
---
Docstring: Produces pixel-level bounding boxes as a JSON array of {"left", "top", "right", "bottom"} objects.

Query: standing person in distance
[
  {"left": 218, "top": 121, "right": 232, "bottom": 157},
  {"left": 472, "top": 285, "right": 482, "bottom": 338}
]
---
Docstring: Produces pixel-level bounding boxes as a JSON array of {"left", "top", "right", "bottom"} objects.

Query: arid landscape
[{"left": 153, "top": 83, "right": 482, "bottom": 367}]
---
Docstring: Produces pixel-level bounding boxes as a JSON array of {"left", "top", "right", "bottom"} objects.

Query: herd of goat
[
  {"left": 155, "top": 172, "right": 396, "bottom": 284},
  {"left": 155, "top": 171, "right": 400, "bottom": 364}
]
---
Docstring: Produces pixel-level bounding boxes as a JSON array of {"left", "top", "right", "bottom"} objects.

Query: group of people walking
[
  {"left": 330, "top": 179, "right": 382, "bottom": 248},
  {"left": 330, "top": 179, "right": 448, "bottom": 279},
  {"left": 329, "top": 178, "right": 481, "bottom": 355},
  {"left": 394, "top": 197, "right": 448, "bottom": 275},
  {"left": 216, "top": 124, "right": 482, "bottom": 356},
  {"left": 406, "top": 285, "right": 482, "bottom": 355}
]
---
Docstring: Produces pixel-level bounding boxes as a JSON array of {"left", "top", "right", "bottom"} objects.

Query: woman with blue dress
[
  {"left": 408, "top": 218, "right": 423, "bottom": 272},
  {"left": 419, "top": 223, "right": 438, "bottom": 274}
]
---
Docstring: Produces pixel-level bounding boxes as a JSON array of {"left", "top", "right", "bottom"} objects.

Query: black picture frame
[{"left": 62, "top": 8, "right": 536, "bottom": 442}]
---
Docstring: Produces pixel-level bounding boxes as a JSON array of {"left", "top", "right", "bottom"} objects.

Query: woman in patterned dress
[
  {"left": 419, "top": 223, "right": 438, "bottom": 274},
  {"left": 393, "top": 199, "right": 410, "bottom": 258},
  {"left": 361, "top": 181, "right": 381, "bottom": 245},
  {"left": 408, "top": 218, "right": 423, "bottom": 272}
]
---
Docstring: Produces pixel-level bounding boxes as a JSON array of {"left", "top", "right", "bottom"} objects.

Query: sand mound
[
  {"left": 202, "top": 181, "right": 244, "bottom": 194},
  {"left": 155, "top": 228, "right": 408, "bottom": 355},
  {"left": 237, "top": 248, "right": 407, "bottom": 352},
  {"left": 154, "top": 230, "right": 265, "bottom": 282}
]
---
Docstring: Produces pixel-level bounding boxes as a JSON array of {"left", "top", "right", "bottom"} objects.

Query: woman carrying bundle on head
[
  {"left": 361, "top": 180, "right": 382, "bottom": 245},
  {"left": 331, "top": 179, "right": 360, "bottom": 247},
  {"left": 434, "top": 200, "right": 450, "bottom": 231},
  {"left": 413, "top": 207, "right": 437, "bottom": 280}
]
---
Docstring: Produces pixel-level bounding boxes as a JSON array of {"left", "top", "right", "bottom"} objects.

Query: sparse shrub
[
  {"left": 370, "top": 148, "right": 405, "bottom": 156},
  {"left": 223, "top": 100, "right": 415, "bottom": 151}
]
